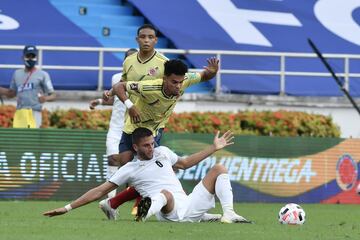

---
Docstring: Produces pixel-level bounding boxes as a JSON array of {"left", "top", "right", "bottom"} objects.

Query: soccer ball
[
  {"left": 278, "top": 203, "right": 306, "bottom": 225},
  {"left": 357, "top": 183, "right": 360, "bottom": 195}
]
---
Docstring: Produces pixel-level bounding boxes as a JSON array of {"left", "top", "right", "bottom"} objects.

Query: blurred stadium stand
[
  {"left": 127, "top": 0, "right": 360, "bottom": 97},
  {"left": 0, "top": 0, "right": 209, "bottom": 91}
]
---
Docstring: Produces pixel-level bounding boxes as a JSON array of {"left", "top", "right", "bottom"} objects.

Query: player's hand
[
  {"left": 89, "top": 99, "right": 100, "bottom": 110},
  {"left": 43, "top": 207, "right": 68, "bottom": 217},
  {"left": 129, "top": 106, "right": 141, "bottom": 123},
  {"left": 102, "top": 89, "right": 112, "bottom": 102},
  {"left": 204, "top": 57, "right": 219, "bottom": 74},
  {"left": 213, "top": 130, "right": 234, "bottom": 151}
]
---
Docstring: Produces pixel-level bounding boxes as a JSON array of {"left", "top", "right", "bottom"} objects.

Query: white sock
[
  {"left": 215, "top": 173, "right": 234, "bottom": 214},
  {"left": 146, "top": 193, "right": 167, "bottom": 220},
  {"left": 107, "top": 189, "right": 116, "bottom": 198},
  {"left": 107, "top": 165, "right": 118, "bottom": 198}
]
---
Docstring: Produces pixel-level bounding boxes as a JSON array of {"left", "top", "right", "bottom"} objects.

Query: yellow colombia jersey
[
  {"left": 122, "top": 51, "right": 168, "bottom": 102},
  {"left": 124, "top": 72, "right": 202, "bottom": 135}
]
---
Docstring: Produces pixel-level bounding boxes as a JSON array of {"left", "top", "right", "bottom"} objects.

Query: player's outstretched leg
[
  {"left": 110, "top": 187, "right": 140, "bottom": 209},
  {"left": 203, "top": 164, "right": 252, "bottom": 224},
  {"left": 200, "top": 213, "right": 222, "bottom": 222}
]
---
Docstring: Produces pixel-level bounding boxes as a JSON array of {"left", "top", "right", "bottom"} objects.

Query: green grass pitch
[{"left": 0, "top": 201, "right": 359, "bottom": 240}]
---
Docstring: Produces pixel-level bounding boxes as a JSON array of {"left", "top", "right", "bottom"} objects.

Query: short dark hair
[
  {"left": 124, "top": 48, "right": 138, "bottom": 60},
  {"left": 132, "top": 127, "right": 153, "bottom": 144},
  {"left": 164, "top": 59, "right": 188, "bottom": 76},
  {"left": 137, "top": 24, "right": 158, "bottom": 36}
]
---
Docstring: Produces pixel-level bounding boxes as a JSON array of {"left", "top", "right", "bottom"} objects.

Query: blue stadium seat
[
  {"left": 54, "top": 4, "right": 133, "bottom": 16},
  {"left": 65, "top": 15, "right": 144, "bottom": 28},
  {"left": 50, "top": 0, "right": 171, "bottom": 54},
  {"left": 82, "top": 26, "right": 138, "bottom": 38},
  {"left": 50, "top": 0, "right": 121, "bottom": 5}
]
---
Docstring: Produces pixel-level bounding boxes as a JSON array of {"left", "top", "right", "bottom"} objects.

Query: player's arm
[
  {"left": 89, "top": 97, "right": 114, "bottom": 110},
  {"left": 0, "top": 87, "right": 16, "bottom": 98},
  {"left": 43, "top": 181, "right": 117, "bottom": 217},
  {"left": 199, "top": 57, "right": 219, "bottom": 81},
  {"left": 111, "top": 81, "right": 141, "bottom": 123},
  {"left": 100, "top": 72, "right": 122, "bottom": 105},
  {"left": 173, "top": 130, "right": 234, "bottom": 170},
  {"left": 43, "top": 165, "right": 133, "bottom": 217}
]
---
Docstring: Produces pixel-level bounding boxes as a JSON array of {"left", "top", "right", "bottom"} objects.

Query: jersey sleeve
[
  {"left": 125, "top": 81, "right": 143, "bottom": 97},
  {"left": 109, "top": 164, "right": 133, "bottom": 186},
  {"left": 41, "top": 71, "right": 54, "bottom": 94},
  {"left": 182, "top": 72, "right": 202, "bottom": 89},
  {"left": 159, "top": 146, "right": 180, "bottom": 166},
  {"left": 121, "top": 58, "right": 129, "bottom": 81}
]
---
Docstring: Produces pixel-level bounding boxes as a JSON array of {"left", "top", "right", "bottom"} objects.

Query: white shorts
[
  {"left": 106, "top": 131, "right": 122, "bottom": 156},
  {"left": 156, "top": 181, "right": 215, "bottom": 222}
]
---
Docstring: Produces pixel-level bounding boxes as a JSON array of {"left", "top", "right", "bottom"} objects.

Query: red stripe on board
[
  {"left": 321, "top": 181, "right": 360, "bottom": 204},
  {"left": 28, "top": 181, "right": 62, "bottom": 199}
]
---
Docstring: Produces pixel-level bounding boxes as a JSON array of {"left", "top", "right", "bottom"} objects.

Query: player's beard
[{"left": 138, "top": 151, "right": 153, "bottom": 160}]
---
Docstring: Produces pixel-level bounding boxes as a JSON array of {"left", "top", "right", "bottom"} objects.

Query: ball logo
[{"left": 336, "top": 154, "right": 358, "bottom": 191}]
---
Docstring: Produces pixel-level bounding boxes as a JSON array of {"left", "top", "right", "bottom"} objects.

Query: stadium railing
[{"left": 1, "top": 45, "right": 360, "bottom": 94}]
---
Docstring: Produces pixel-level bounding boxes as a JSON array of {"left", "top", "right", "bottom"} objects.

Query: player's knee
[
  {"left": 160, "top": 189, "right": 173, "bottom": 203},
  {"left": 211, "top": 164, "right": 228, "bottom": 175}
]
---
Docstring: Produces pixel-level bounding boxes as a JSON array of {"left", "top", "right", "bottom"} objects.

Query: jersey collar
[
  {"left": 161, "top": 84, "right": 177, "bottom": 99},
  {"left": 137, "top": 51, "right": 157, "bottom": 64}
]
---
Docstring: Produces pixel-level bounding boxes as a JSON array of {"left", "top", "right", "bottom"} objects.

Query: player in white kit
[
  {"left": 43, "top": 128, "right": 252, "bottom": 224},
  {"left": 89, "top": 48, "right": 138, "bottom": 198}
]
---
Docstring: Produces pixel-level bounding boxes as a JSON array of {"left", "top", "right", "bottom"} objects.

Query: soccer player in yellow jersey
[
  {"left": 114, "top": 58, "right": 218, "bottom": 165},
  {"left": 95, "top": 24, "right": 166, "bottom": 201},
  {"left": 117, "top": 24, "right": 168, "bottom": 103},
  {"left": 98, "top": 24, "right": 169, "bottom": 218},
  {"left": 122, "top": 24, "right": 168, "bottom": 81},
  {"left": 98, "top": 58, "right": 219, "bottom": 220},
  {"left": 102, "top": 24, "right": 168, "bottom": 174}
]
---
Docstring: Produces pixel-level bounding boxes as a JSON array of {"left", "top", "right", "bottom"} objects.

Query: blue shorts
[{"left": 118, "top": 128, "right": 164, "bottom": 153}]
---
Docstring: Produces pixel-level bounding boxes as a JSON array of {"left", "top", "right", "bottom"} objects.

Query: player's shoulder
[
  {"left": 140, "top": 78, "right": 163, "bottom": 86},
  {"left": 140, "top": 79, "right": 163, "bottom": 93},
  {"left": 154, "top": 52, "right": 169, "bottom": 62},
  {"left": 155, "top": 146, "right": 174, "bottom": 155},
  {"left": 123, "top": 53, "right": 137, "bottom": 64},
  {"left": 123, "top": 159, "right": 140, "bottom": 169}
]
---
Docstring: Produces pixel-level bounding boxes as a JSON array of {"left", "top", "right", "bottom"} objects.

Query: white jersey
[
  {"left": 106, "top": 73, "right": 126, "bottom": 156},
  {"left": 109, "top": 146, "right": 186, "bottom": 198}
]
